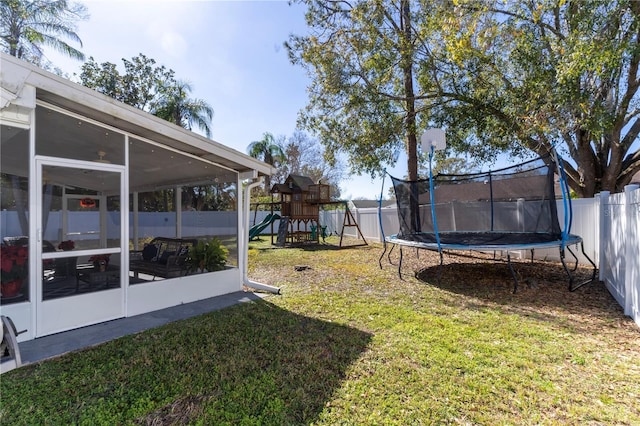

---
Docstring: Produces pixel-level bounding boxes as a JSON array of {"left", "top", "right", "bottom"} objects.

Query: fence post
[
  {"left": 598, "top": 191, "right": 610, "bottom": 282},
  {"left": 591, "top": 195, "right": 600, "bottom": 269},
  {"left": 624, "top": 185, "right": 639, "bottom": 318}
]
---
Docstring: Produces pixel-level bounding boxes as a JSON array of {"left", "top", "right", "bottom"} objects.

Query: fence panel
[
  {"left": 624, "top": 188, "right": 640, "bottom": 326},
  {"left": 319, "top": 210, "right": 345, "bottom": 237},
  {"left": 626, "top": 188, "right": 640, "bottom": 326},
  {"left": 600, "top": 191, "right": 628, "bottom": 307},
  {"left": 327, "top": 207, "right": 399, "bottom": 242},
  {"left": 182, "top": 211, "right": 238, "bottom": 237},
  {"left": 569, "top": 198, "right": 600, "bottom": 263},
  {"left": 598, "top": 186, "right": 640, "bottom": 327},
  {"left": 526, "top": 198, "right": 599, "bottom": 264},
  {"left": 350, "top": 208, "right": 380, "bottom": 241}
]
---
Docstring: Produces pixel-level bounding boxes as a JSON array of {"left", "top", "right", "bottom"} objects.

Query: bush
[{"left": 187, "top": 238, "right": 228, "bottom": 273}]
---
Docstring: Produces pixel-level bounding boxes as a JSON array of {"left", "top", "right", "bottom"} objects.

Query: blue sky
[{"left": 46, "top": 0, "right": 399, "bottom": 200}]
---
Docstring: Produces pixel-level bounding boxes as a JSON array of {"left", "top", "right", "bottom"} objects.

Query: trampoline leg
[
  {"left": 566, "top": 245, "right": 579, "bottom": 272},
  {"left": 507, "top": 253, "right": 519, "bottom": 293},
  {"left": 581, "top": 241, "right": 598, "bottom": 284},
  {"left": 398, "top": 246, "right": 404, "bottom": 280},
  {"left": 530, "top": 249, "right": 534, "bottom": 263},
  {"left": 559, "top": 247, "right": 575, "bottom": 290},
  {"left": 379, "top": 241, "right": 388, "bottom": 269},
  {"left": 437, "top": 250, "right": 444, "bottom": 285},
  {"left": 566, "top": 241, "right": 598, "bottom": 292},
  {"left": 379, "top": 242, "right": 400, "bottom": 270}
]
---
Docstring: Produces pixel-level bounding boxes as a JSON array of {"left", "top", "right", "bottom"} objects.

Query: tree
[
  {"left": 152, "top": 80, "right": 213, "bottom": 139},
  {"left": 430, "top": 157, "right": 478, "bottom": 177},
  {"left": 275, "top": 130, "right": 345, "bottom": 199},
  {"left": 182, "top": 183, "right": 235, "bottom": 212},
  {"left": 247, "top": 132, "right": 285, "bottom": 192},
  {"left": 288, "top": 0, "right": 639, "bottom": 198},
  {"left": 79, "top": 54, "right": 175, "bottom": 111},
  {"left": 80, "top": 55, "right": 214, "bottom": 138},
  {"left": 425, "top": 0, "right": 640, "bottom": 197},
  {"left": 0, "top": 0, "right": 87, "bottom": 64},
  {"left": 287, "top": 0, "right": 425, "bottom": 181}
]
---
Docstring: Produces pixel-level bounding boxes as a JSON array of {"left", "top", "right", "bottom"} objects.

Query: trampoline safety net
[{"left": 391, "top": 155, "right": 563, "bottom": 247}]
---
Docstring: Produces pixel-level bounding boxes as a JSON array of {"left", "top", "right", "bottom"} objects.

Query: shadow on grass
[
  {"left": 250, "top": 241, "right": 367, "bottom": 252},
  {"left": 299, "top": 242, "right": 370, "bottom": 251},
  {"left": 411, "top": 251, "right": 629, "bottom": 330},
  {"left": 1, "top": 300, "right": 373, "bottom": 424}
]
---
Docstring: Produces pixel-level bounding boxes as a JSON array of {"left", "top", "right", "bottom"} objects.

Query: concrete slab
[{"left": 18, "top": 291, "right": 266, "bottom": 366}]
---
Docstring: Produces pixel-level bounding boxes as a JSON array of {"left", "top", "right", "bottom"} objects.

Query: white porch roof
[{"left": 1, "top": 53, "right": 273, "bottom": 188}]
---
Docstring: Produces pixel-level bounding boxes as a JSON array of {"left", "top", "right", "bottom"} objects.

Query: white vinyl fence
[
  {"left": 598, "top": 186, "right": 640, "bottom": 326},
  {"left": 319, "top": 207, "right": 397, "bottom": 242},
  {"left": 0, "top": 211, "right": 239, "bottom": 242}
]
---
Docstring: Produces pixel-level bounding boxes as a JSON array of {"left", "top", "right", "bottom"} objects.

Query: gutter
[{"left": 242, "top": 177, "right": 281, "bottom": 294}]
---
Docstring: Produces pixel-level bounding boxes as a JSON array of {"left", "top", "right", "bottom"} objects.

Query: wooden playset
[{"left": 250, "top": 174, "right": 367, "bottom": 247}]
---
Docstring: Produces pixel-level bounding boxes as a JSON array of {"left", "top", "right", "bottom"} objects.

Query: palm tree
[
  {"left": 152, "top": 80, "right": 213, "bottom": 139},
  {"left": 247, "top": 132, "right": 285, "bottom": 192},
  {"left": 0, "top": 0, "right": 87, "bottom": 64}
]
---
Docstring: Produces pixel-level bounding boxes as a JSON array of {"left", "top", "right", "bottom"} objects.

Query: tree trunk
[
  {"left": 575, "top": 129, "right": 597, "bottom": 198},
  {"left": 401, "top": 0, "right": 418, "bottom": 182},
  {"left": 400, "top": 0, "right": 421, "bottom": 231},
  {"left": 603, "top": 135, "right": 624, "bottom": 194}
]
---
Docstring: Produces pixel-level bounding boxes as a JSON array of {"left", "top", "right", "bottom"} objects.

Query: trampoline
[{"left": 379, "top": 145, "right": 597, "bottom": 292}]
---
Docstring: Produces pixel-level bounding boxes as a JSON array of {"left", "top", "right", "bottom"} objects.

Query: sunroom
[{"left": 1, "top": 53, "right": 275, "bottom": 341}]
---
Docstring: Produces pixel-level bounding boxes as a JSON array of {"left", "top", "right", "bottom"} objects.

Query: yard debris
[{"left": 295, "top": 265, "right": 312, "bottom": 271}]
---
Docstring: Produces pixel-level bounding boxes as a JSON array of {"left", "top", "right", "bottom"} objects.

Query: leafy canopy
[
  {"left": 153, "top": 80, "right": 214, "bottom": 139},
  {"left": 287, "top": 0, "right": 427, "bottom": 181},
  {"left": 247, "top": 132, "right": 286, "bottom": 193},
  {"left": 0, "top": 0, "right": 87, "bottom": 64},
  {"left": 79, "top": 54, "right": 175, "bottom": 111},
  {"left": 288, "top": 0, "right": 639, "bottom": 197},
  {"left": 427, "top": 0, "right": 640, "bottom": 196},
  {"left": 79, "top": 54, "right": 214, "bottom": 139}
]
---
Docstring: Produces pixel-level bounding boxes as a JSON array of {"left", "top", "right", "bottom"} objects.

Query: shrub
[{"left": 187, "top": 238, "right": 228, "bottom": 273}]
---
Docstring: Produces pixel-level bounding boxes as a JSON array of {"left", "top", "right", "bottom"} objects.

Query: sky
[{"left": 45, "top": 0, "right": 403, "bottom": 200}]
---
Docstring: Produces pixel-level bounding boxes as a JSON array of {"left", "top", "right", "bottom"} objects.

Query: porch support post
[
  {"left": 242, "top": 176, "right": 280, "bottom": 294},
  {"left": 175, "top": 185, "right": 182, "bottom": 238},
  {"left": 133, "top": 192, "right": 139, "bottom": 250}
]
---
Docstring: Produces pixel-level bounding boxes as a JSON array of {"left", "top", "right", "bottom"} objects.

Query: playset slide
[{"left": 249, "top": 213, "right": 281, "bottom": 240}]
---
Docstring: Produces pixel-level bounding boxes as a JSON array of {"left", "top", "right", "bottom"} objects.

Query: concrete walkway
[{"left": 18, "top": 291, "right": 266, "bottom": 366}]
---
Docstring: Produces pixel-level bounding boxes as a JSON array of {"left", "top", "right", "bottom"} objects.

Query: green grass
[{"left": 2, "top": 237, "right": 639, "bottom": 425}]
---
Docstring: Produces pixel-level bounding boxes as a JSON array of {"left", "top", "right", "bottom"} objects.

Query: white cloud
[
  {"left": 159, "top": 31, "right": 188, "bottom": 59},
  {"left": 144, "top": 22, "right": 189, "bottom": 60}
]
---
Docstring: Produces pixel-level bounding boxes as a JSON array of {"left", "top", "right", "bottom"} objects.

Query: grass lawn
[{"left": 2, "top": 237, "right": 639, "bottom": 424}]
